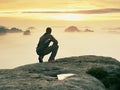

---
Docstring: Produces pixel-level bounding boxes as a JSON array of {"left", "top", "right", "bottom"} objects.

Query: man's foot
[
  {"left": 39, "top": 57, "right": 43, "bottom": 63},
  {"left": 48, "top": 60, "right": 55, "bottom": 63}
]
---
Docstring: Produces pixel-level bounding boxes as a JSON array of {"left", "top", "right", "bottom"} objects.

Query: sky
[{"left": 0, "top": 0, "right": 120, "bottom": 21}]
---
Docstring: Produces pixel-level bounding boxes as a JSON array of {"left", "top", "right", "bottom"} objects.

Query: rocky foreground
[{"left": 0, "top": 55, "right": 120, "bottom": 90}]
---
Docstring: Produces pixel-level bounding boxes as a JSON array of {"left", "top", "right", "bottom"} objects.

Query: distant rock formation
[
  {"left": 84, "top": 29, "right": 94, "bottom": 32},
  {"left": 0, "top": 26, "right": 8, "bottom": 35},
  {"left": 0, "top": 55, "right": 120, "bottom": 90},
  {"left": 9, "top": 27, "right": 23, "bottom": 33},
  {"left": 0, "top": 26, "right": 23, "bottom": 35},
  {"left": 65, "top": 26, "right": 80, "bottom": 32},
  {"left": 64, "top": 26, "right": 94, "bottom": 33},
  {"left": 23, "top": 30, "right": 31, "bottom": 35}
]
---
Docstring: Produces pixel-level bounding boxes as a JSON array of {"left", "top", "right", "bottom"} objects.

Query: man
[{"left": 36, "top": 27, "right": 59, "bottom": 63}]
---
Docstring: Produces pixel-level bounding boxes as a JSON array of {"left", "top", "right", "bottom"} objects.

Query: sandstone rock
[{"left": 0, "top": 55, "right": 120, "bottom": 90}]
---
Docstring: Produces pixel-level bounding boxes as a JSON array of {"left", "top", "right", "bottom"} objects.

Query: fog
[
  {"left": 0, "top": 33, "right": 38, "bottom": 69},
  {"left": 0, "top": 28, "right": 120, "bottom": 69}
]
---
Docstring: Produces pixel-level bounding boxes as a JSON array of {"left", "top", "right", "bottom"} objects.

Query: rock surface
[{"left": 0, "top": 55, "right": 120, "bottom": 90}]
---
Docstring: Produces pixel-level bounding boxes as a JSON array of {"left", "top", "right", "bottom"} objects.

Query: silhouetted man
[{"left": 36, "top": 27, "right": 59, "bottom": 63}]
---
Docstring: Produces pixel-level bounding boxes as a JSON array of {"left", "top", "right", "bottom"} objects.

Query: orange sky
[{"left": 0, "top": 0, "right": 120, "bottom": 21}]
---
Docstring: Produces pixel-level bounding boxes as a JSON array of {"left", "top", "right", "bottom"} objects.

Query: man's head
[{"left": 46, "top": 27, "right": 52, "bottom": 34}]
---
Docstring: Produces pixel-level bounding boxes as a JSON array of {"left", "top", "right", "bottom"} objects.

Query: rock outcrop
[
  {"left": 84, "top": 29, "right": 94, "bottom": 32},
  {"left": 0, "top": 26, "right": 23, "bottom": 35},
  {"left": 65, "top": 26, "right": 80, "bottom": 32},
  {"left": 0, "top": 55, "right": 120, "bottom": 90}
]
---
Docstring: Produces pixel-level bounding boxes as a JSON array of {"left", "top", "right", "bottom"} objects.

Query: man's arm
[{"left": 50, "top": 35, "right": 58, "bottom": 45}]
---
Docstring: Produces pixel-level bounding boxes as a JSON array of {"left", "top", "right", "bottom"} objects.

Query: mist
[
  {"left": 0, "top": 27, "right": 120, "bottom": 69},
  {"left": 0, "top": 20, "right": 120, "bottom": 69}
]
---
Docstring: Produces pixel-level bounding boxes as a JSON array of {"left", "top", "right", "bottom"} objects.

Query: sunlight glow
[
  {"left": 6, "top": 13, "right": 86, "bottom": 21},
  {"left": 50, "top": 13, "right": 85, "bottom": 21}
]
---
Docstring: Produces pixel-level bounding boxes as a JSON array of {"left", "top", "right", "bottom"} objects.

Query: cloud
[
  {"left": 22, "top": 8, "right": 120, "bottom": 14},
  {"left": 75, "top": 8, "right": 120, "bottom": 14},
  {"left": 0, "top": 11, "right": 17, "bottom": 14},
  {"left": 0, "top": 0, "right": 16, "bottom": 3}
]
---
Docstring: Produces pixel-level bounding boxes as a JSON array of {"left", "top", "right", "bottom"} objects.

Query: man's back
[{"left": 37, "top": 34, "right": 51, "bottom": 50}]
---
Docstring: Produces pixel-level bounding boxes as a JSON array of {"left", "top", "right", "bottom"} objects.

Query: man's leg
[
  {"left": 38, "top": 55, "right": 44, "bottom": 63},
  {"left": 43, "top": 44, "right": 59, "bottom": 62},
  {"left": 48, "top": 44, "right": 59, "bottom": 62}
]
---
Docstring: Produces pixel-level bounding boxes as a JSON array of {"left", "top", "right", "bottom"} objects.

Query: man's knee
[{"left": 52, "top": 44, "right": 59, "bottom": 50}]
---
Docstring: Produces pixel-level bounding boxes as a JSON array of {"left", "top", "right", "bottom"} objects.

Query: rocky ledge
[{"left": 0, "top": 55, "right": 120, "bottom": 90}]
